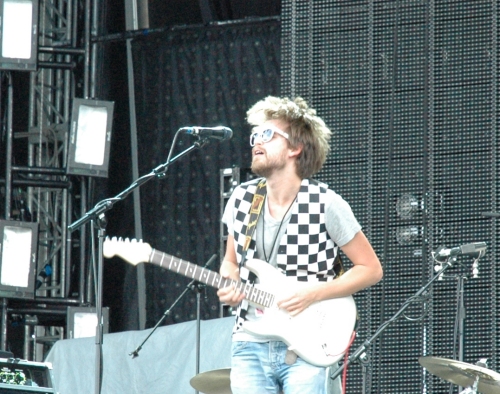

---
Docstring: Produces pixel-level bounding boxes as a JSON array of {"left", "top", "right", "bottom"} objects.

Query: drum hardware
[
  {"left": 190, "top": 368, "right": 232, "bottom": 394},
  {"left": 330, "top": 242, "right": 487, "bottom": 394},
  {"left": 190, "top": 368, "right": 285, "bottom": 394},
  {"left": 419, "top": 356, "right": 500, "bottom": 394}
]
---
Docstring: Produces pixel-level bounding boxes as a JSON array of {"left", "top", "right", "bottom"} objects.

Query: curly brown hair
[{"left": 247, "top": 96, "right": 332, "bottom": 179}]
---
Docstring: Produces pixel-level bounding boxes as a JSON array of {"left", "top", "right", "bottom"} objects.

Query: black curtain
[{"left": 130, "top": 19, "right": 280, "bottom": 328}]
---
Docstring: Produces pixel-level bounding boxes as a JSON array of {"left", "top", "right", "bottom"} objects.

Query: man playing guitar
[{"left": 217, "top": 96, "right": 383, "bottom": 394}]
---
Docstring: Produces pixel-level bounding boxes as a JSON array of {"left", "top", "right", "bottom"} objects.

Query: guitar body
[{"left": 242, "top": 259, "right": 357, "bottom": 367}]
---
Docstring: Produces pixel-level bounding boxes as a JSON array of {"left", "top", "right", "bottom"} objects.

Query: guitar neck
[{"left": 149, "top": 249, "right": 272, "bottom": 308}]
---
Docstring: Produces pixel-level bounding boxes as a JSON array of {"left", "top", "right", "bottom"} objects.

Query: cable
[{"left": 340, "top": 331, "right": 357, "bottom": 394}]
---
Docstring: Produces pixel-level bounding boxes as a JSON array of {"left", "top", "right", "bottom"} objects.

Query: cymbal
[
  {"left": 190, "top": 368, "right": 232, "bottom": 394},
  {"left": 419, "top": 356, "right": 500, "bottom": 394}
]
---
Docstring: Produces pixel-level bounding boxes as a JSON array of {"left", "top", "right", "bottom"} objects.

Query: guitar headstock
[{"left": 103, "top": 237, "right": 152, "bottom": 266}]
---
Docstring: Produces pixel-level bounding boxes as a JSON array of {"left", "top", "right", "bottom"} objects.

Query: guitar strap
[{"left": 239, "top": 179, "right": 267, "bottom": 270}]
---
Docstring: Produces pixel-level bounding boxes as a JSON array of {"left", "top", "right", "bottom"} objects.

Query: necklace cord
[{"left": 262, "top": 194, "right": 297, "bottom": 263}]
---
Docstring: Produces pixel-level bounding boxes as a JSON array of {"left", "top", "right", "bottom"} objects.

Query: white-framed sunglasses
[{"left": 249, "top": 125, "right": 290, "bottom": 147}]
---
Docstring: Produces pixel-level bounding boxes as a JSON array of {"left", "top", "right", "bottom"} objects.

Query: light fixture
[
  {"left": 395, "top": 226, "right": 422, "bottom": 245},
  {"left": 0, "top": 0, "right": 39, "bottom": 71},
  {"left": 66, "top": 306, "right": 109, "bottom": 339},
  {"left": 67, "top": 98, "right": 114, "bottom": 178},
  {"left": 396, "top": 193, "right": 421, "bottom": 219},
  {"left": 0, "top": 220, "right": 38, "bottom": 299}
]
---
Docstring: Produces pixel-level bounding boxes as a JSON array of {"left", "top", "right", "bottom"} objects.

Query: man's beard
[
  {"left": 251, "top": 151, "right": 287, "bottom": 177},
  {"left": 251, "top": 161, "right": 272, "bottom": 177}
]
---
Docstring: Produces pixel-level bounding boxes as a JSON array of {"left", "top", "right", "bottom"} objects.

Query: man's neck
[{"left": 264, "top": 172, "right": 302, "bottom": 208}]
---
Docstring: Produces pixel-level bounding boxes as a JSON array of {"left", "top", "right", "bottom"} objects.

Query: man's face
[{"left": 250, "top": 119, "right": 291, "bottom": 177}]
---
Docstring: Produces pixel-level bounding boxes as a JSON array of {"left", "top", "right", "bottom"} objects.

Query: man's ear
[{"left": 289, "top": 143, "right": 303, "bottom": 158}]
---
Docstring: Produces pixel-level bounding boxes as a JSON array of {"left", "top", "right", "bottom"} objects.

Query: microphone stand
[
  {"left": 194, "top": 281, "right": 207, "bottom": 394},
  {"left": 128, "top": 254, "right": 218, "bottom": 388},
  {"left": 67, "top": 136, "right": 211, "bottom": 394},
  {"left": 330, "top": 254, "right": 462, "bottom": 383},
  {"left": 449, "top": 275, "right": 466, "bottom": 394}
]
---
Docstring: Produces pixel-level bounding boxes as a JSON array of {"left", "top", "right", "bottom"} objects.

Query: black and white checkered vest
[{"left": 230, "top": 177, "right": 340, "bottom": 332}]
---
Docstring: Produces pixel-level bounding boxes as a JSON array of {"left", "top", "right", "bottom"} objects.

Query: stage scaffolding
[{"left": 1, "top": 0, "right": 96, "bottom": 361}]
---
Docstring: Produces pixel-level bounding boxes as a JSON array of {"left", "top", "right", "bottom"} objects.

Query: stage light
[
  {"left": 66, "top": 307, "right": 109, "bottom": 339},
  {"left": 0, "top": 220, "right": 38, "bottom": 299},
  {"left": 396, "top": 193, "right": 420, "bottom": 219},
  {"left": 0, "top": 0, "right": 39, "bottom": 71},
  {"left": 67, "top": 98, "right": 114, "bottom": 178}
]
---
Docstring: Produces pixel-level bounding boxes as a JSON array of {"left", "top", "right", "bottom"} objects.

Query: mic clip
[
  {"left": 193, "top": 137, "right": 211, "bottom": 148},
  {"left": 432, "top": 242, "right": 487, "bottom": 279}
]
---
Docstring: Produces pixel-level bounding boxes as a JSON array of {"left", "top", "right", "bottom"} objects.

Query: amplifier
[{"left": 0, "top": 358, "right": 55, "bottom": 393}]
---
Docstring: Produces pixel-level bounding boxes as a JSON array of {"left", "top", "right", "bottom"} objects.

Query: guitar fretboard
[{"left": 150, "top": 249, "right": 274, "bottom": 309}]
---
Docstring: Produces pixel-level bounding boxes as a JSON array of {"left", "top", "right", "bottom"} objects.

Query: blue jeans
[{"left": 230, "top": 341, "right": 337, "bottom": 394}]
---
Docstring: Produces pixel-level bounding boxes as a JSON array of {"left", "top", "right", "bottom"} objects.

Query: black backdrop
[
  {"left": 127, "top": 20, "right": 281, "bottom": 328},
  {"left": 92, "top": 8, "right": 280, "bottom": 331},
  {"left": 279, "top": 1, "right": 500, "bottom": 392}
]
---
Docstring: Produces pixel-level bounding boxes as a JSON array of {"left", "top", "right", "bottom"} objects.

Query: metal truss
[{"left": 6, "top": 0, "right": 86, "bottom": 361}]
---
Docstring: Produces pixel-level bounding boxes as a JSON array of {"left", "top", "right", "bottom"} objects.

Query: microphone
[
  {"left": 433, "top": 242, "right": 487, "bottom": 261},
  {"left": 180, "top": 126, "right": 233, "bottom": 141}
]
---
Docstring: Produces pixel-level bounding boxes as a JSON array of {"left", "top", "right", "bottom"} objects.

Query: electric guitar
[{"left": 103, "top": 237, "right": 357, "bottom": 367}]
